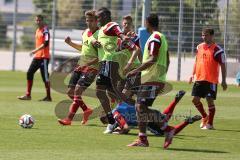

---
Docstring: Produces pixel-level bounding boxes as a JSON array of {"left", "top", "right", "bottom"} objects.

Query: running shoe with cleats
[
  {"left": 185, "top": 115, "right": 202, "bottom": 124},
  {"left": 103, "top": 124, "right": 115, "bottom": 134},
  {"left": 81, "top": 108, "right": 93, "bottom": 125},
  {"left": 201, "top": 124, "right": 215, "bottom": 130},
  {"left": 58, "top": 118, "right": 71, "bottom": 125},
  {"left": 39, "top": 96, "right": 52, "bottom": 102},
  {"left": 127, "top": 137, "right": 149, "bottom": 147},
  {"left": 200, "top": 116, "right": 208, "bottom": 128},
  {"left": 17, "top": 95, "right": 31, "bottom": 100},
  {"left": 175, "top": 90, "right": 186, "bottom": 103},
  {"left": 163, "top": 128, "right": 175, "bottom": 149}
]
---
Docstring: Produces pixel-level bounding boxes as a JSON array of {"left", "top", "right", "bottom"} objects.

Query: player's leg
[
  {"left": 39, "top": 59, "right": 52, "bottom": 101},
  {"left": 202, "top": 83, "right": 217, "bottom": 129},
  {"left": 96, "top": 76, "right": 115, "bottom": 124},
  {"left": 128, "top": 85, "right": 161, "bottom": 147},
  {"left": 173, "top": 115, "right": 202, "bottom": 135},
  {"left": 203, "top": 97, "right": 215, "bottom": 129},
  {"left": 18, "top": 59, "right": 40, "bottom": 100},
  {"left": 67, "top": 70, "right": 81, "bottom": 100},
  {"left": 163, "top": 90, "right": 186, "bottom": 121},
  {"left": 191, "top": 82, "right": 208, "bottom": 128}
]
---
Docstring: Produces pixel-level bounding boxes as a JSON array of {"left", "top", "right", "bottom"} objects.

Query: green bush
[{"left": 20, "top": 34, "right": 35, "bottom": 50}]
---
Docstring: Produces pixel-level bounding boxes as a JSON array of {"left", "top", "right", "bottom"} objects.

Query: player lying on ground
[{"left": 101, "top": 90, "right": 201, "bottom": 148}]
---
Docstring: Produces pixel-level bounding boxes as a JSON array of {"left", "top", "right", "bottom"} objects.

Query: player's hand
[
  {"left": 126, "top": 31, "right": 136, "bottom": 38},
  {"left": 188, "top": 75, "right": 194, "bottom": 84},
  {"left": 74, "top": 65, "right": 83, "bottom": 72},
  {"left": 127, "top": 68, "right": 138, "bottom": 77},
  {"left": 29, "top": 51, "right": 34, "bottom": 57},
  {"left": 221, "top": 81, "right": 227, "bottom": 91},
  {"left": 91, "top": 40, "right": 101, "bottom": 48},
  {"left": 65, "top": 37, "right": 71, "bottom": 44}
]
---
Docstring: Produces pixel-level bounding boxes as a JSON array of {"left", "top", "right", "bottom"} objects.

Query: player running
[
  {"left": 93, "top": 7, "right": 141, "bottom": 132},
  {"left": 126, "top": 13, "right": 177, "bottom": 148},
  {"left": 58, "top": 10, "right": 99, "bottom": 125}
]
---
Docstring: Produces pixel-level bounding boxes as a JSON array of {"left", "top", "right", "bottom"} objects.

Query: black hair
[
  {"left": 146, "top": 13, "right": 159, "bottom": 28},
  {"left": 202, "top": 28, "right": 214, "bottom": 35},
  {"left": 98, "top": 7, "right": 111, "bottom": 18}
]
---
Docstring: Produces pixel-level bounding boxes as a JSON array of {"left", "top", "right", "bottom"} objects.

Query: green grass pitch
[{"left": 0, "top": 71, "right": 240, "bottom": 160}]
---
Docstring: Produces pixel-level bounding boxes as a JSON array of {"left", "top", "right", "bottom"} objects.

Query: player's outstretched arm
[{"left": 65, "top": 36, "right": 82, "bottom": 51}]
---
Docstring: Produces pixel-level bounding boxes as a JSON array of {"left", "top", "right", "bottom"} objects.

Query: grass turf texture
[{"left": 0, "top": 71, "right": 240, "bottom": 160}]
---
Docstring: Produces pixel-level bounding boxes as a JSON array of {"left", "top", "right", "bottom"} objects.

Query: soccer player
[
  {"left": 126, "top": 13, "right": 176, "bottom": 148},
  {"left": 101, "top": 15, "right": 142, "bottom": 134},
  {"left": 58, "top": 10, "right": 99, "bottom": 125},
  {"left": 94, "top": 7, "right": 141, "bottom": 132},
  {"left": 18, "top": 15, "right": 51, "bottom": 101},
  {"left": 189, "top": 28, "right": 227, "bottom": 130},
  {"left": 119, "top": 15, "right": 142, "bottom": 98},
  {"left": 100, "top": 90, "right": 201, "bottom": 136}
]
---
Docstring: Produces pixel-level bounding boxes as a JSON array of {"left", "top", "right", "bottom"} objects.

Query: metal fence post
[
  {"left": 51, "top": 0, "right": 57, "bottom": 71},
  {"left": 191, "top": 0, "right": 196, "bottom": 56},
  {"left": 177, "top": 0, "right": 183, "bottom": 81},
  {"left": 134, "top": 0, "right": 138, "bottom": 32},
  {"left": 93, "top": 0, "right": 96, "bottom": 10},
  {"left": 224, "top": 0, "right": 229, "bottom": 56},
  {"left": 12, "top": 0, "right": 18, "bottom": 71},
  {"left": 141, "top": 0, "right": 151, "bottom": 27}
]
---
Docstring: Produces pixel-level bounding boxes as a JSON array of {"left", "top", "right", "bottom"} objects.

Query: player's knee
[
  {"left": 192, "top": 98, "right": 200, "bottom": 105},
  {"left": 96, "top": 89, "right": 106, "bottom": 99},
  {"left": 27, "top": 71, "right": 34, "bottom": 80},
  {"left": 67, "top": 88, "right": 74, "bottom": 98}
]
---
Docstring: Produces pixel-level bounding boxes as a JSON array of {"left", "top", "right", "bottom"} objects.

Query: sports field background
[{"left": 0, "top": 71, "right": 240, "bottom": 160}]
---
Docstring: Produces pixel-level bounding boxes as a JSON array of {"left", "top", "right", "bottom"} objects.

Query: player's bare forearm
[
  {"left": 31, "top": 44, "right": 45, "bottom": 54},
  {"left": 127, "top": 47, "right": 140, "bottom": 66},
  {"left": 67, "top": 42, "right": 82, "bottom": 51},
  {"left": 220, "top": 63, "right": 227, "bottom": 90}
]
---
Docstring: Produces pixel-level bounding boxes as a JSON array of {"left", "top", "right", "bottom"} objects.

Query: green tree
[
  {"left": 57, "top": 0, "right": 95, "bottom": 29},
  {"left": 151, "top": 0, "right": 220, "bottom": 53},
  {"left": 33, "top": 0, "right": 53, "bottom": 25},
  {"left": 219, "top": 0, "right": 240, "bottom": 57}
]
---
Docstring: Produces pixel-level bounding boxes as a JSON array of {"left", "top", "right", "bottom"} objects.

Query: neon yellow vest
[
  {"left": 141, "top": 31, "right": 168, "bottom": 83},
  {"left": 78, "top": 29, "right": 99, "bottom": 70},
  {"left": 97, "top": 23, "right": 129, "bottom": 78},
  {"left": 121, "top": 47, "right": 141, "bottom": 70}
]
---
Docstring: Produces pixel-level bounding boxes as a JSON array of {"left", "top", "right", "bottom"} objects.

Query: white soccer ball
[{"left": 19, "top": 114, "right": 35, "bottom": 128}]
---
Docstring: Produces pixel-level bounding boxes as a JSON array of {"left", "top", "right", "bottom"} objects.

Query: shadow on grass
[
  {"left": 166, "top": 148, "right": 229, "bottom": 154},
  {"left": 215, "top": 129, "right": 240, "bottom": 133},
  {"left": 125, "top": 132, "right": 206, "bottom": 139}
]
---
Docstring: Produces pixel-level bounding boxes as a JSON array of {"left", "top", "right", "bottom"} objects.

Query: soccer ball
[{"left": 19, "top": 114, "right": 35, "bottom": 128}]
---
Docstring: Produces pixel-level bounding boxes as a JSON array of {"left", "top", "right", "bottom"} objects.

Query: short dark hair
[
  {"left": 202, "top": 28, "right": 214, "bottom": 35},
  {"left": 36, "top": 14, "right": 44, "bottom": 20},
  {"left": 98, "top": 7, "right": 111, "bottom": 18},
  {"left": 146, "top": 13, "right": 159, "bottom": 28},
  {"left": 123, "top": 15, "right": 133, "bottom": 23}
]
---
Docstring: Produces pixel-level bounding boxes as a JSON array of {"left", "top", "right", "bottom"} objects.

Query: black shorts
[
  {"left": 96, "top": 61, "right": 121, "bottom": 89},
  {"left": 147, "top": 122, "right": 164, "bottom": 136},
  {"left": 124, "top": 72, "right": 141, "bottom": 94},
  {"left": 137, "top": 84, "right": 164, "bottom": 106},
  {"left": 191, "top": 81, "right": 218, "bottom": 100},
  {"left": 27, "top": 58, "right": 49, "bottom": 82},
  {"left": 96, "top": 74, "right": 113, "bottom": 88},
  {"left": 68, "top": 71, "right": 97, "bottom": 88}
]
